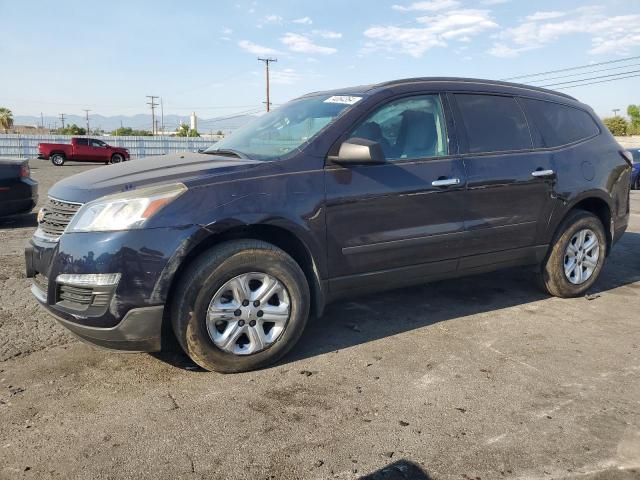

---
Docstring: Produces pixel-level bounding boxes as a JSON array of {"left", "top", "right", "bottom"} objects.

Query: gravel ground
[{"left": 1, "top": 159, "right": 639, "bottom": 480}]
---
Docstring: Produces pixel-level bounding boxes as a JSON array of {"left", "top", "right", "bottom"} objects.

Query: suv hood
[{"left": 47, "top": 152, "right": 262, "bottom": 203}]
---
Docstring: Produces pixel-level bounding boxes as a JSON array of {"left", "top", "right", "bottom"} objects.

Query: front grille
[
  {"left": 58, "top": 284, "right": 93, "bottom": 305},
  {"left": 39, "top": 198, "right": 82, "bottom": 238}
]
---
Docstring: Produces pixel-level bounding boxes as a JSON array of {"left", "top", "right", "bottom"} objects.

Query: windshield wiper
[{"left": 203, "top": 148, "right": 247, "bottom": 159}]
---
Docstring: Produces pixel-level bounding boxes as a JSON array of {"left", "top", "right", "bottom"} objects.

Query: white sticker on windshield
[{"left": 324, "top": 95, "right": 362, "bottom": 105}]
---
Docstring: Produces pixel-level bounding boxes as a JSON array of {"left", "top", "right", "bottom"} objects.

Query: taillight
[
  {"left": 20, "top": 164, "right": 30, "bottom": 178},
  {"left": 621, "top": 150, "right": 634, "bottom": 166}
]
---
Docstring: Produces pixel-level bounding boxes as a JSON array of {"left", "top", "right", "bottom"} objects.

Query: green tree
[
  {"left": 112, "top": 127, "right": 153, "bottom": 136},
  {"left": 627, "top": 105, "right": 640, "bottom": 134},
  {"left": 0, "top": 107, "right": 14, "bottom": 133},
  {"left": 176, "top": 124, "right": 200, "bottom": 137},
  {"left": 58, "top": 124, "right": 86, "bottom": 135},
  {"left": 602, "top": 116, "right": 628, "bottom": 136}
]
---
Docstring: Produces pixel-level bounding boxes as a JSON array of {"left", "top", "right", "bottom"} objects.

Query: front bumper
[
  {"left": 25, "top": 225, "right": 203, "bottom": 351},
  {"left": 36, "top": 291, "right": 164, "bottom": 352}
]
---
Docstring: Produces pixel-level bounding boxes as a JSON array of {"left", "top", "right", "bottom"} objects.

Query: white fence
[{"left": 0, "top": 134, "right": 214, "bottom": 159}]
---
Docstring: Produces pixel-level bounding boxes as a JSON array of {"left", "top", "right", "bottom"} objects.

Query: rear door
[
  {"left": 73, "top": 138, "right": 92, "bottom": 161},
  {"left": 325, "top": 93, "right": 467, "bottom": 290},
  {"left": 449, "top": 93, "right": 555, "bottom": 260}
]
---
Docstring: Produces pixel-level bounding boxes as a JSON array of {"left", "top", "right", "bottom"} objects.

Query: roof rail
[{"left": 375, "top": 77, "right": 578, "bottom": 101}]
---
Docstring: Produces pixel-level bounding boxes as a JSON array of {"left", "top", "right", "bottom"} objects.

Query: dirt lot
[{"left": 1, "top": 160, "right": 639, "bottom": 480}]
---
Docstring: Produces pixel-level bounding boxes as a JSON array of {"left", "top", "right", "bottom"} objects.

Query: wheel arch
[
  {"left": 50, "top": 151, "right": 66, "bottom": 158},
  {"left": 552, "top": 193, "right": 613, "bottom": 254},
  {"left": 164, "top": 223, "right": 326, "bottom": 320}
]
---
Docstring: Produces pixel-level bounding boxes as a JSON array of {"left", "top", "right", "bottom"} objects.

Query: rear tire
[
  {"left": 51, "top": 154, "right": 65, "bottom": 166},
  {"left": 537, "top": 210, "right": 607, "bottom": 298},
  {"left": 171, "top": 240, "right": 310, "bottom": 373}
]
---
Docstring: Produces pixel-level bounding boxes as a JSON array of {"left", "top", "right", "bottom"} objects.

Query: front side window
[
  {"left": 520, "top": 98, "right": 599, "bottom": 148},
  {"left": 203, "top": 95, "right": 362, "bottom": 160},
  {"left": 90, "top": 139, "right": 106, "bottom": 148},
  {"left": 348, "top": 95, "right": 448, "bottom": 161},
  {"left": 454, "top": 94, "right": 532, "bottom": 154}
]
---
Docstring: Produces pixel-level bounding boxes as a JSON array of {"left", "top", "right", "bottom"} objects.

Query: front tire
[
  {"left": 171, "top": 240, "right": 310, "bottom": 373},
  {"left": 110, "top": 153, "right": 124, "bottom": 164},
  {"left": 537, "top": 210, "right": 607, "bottom": 298},
  {"left": 51, "top": 154, "right": 65, "bottom": 166}
]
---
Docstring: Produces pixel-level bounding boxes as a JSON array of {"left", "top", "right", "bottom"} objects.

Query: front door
[{"left": 325, "top": 93, "right": 467, "bottom": 292}]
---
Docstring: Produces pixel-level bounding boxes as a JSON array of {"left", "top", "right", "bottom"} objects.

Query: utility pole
[
  {"left": 160, "top": 97, "right": 164, "bottom": 135},
  {"left": 40, "top": 112, "right": 44, "bottom": 129},
  {"left": 613, "top": 108, "right": 620, "bottom": 117},
  {"left": 258, "top": 57, "right": 277, "bottom": 112},
  {"left": 146, "top": 95, "right": 159, "bottom": 135},
  {"left": 59, "top": 113, "right": 66, "bottom": 130},
  {"left": 82, "top": 109, "right": 91, "bottom": 134}
]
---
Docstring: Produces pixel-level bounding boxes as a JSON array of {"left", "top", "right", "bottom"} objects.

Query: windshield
[{"left": 204, "top": 94, "right": 363, "bottom": 160}]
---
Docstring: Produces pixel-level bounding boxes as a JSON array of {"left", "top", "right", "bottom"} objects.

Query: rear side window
[
  {"left": 75, "top": 138, "right": 88, "bottom": 146},
  {"left": 454, "top": 94, "right": 532, "bottom": 154},
  {"left": 520, "top": 98, "right": 599, "bottom": 148}
]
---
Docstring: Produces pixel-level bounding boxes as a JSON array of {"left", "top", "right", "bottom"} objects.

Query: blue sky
[{"left": 1, "top": 0, "right": 639, "bottom": 119}]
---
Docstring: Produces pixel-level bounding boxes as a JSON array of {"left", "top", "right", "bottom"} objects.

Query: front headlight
[{"left": 67, "top": 183, "right": 187, "bottom": 233}]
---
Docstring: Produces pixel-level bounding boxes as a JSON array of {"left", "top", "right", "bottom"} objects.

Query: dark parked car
[
  {"left": 628, "top": 148, "right": 640, "bottom": 189},
  {"left": 0, "top": 158, "right": 37, "bottom": 217},
  {"left": 25, "top": 78, "right": 632, "bottom": 373}
]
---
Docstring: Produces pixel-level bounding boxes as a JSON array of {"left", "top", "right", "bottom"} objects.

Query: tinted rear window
[
  {"left": 454, "top": 94, "right": 532, "bottom": 154},
  {"left": 75, "top": 138, "right": 88, "bottom": 146},
  {"left": 520, "top": 98, "right": 599, "bottom": 148}
]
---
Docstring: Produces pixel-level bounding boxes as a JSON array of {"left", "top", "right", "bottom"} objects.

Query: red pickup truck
[{"left": 38, "top": 138, "right": 130, "bottom": 166}]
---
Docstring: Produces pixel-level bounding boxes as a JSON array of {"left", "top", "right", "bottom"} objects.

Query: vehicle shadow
[
  {"left": 152, "top": 231, "right": 640, "bottom": 371},
  {"left": 359, "top": 459, "right": 432, "bottom": 480},
  {"left": 0, "top": 212, "right": 37, "bottom": 230}
]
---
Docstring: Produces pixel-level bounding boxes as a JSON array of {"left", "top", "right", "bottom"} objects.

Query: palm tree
[{"left": 0, "top": 107, "right": 13, "bottom": 133}]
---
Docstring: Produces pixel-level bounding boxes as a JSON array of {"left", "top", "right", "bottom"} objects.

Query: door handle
[
  {"left": 431, "top": 178, "right": 461, "bottom": 187},
  {"left": 531, "top": 169, "right": 555, "bottom": 178}
]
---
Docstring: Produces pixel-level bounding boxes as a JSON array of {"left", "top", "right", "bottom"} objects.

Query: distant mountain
[{"left": 13, "top": 113, "right": 256, "bottom": 133}]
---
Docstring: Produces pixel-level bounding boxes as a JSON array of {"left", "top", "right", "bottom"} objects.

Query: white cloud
[
  {"left": 489, "top": 7, "right": 640, "bottom": 57},
  {"left": 525, "top": 11, "right": 567, "bottom": 22},
  {"left": 392, "top": 0, "right": 460, "bottom": 12},
  {"left": 221, "top": 27, "right": 233, "bottom": 35},
  {"left": 480, "top": 0, "right": 508, "bottom": 4},
  {"left": 281, "top": 32, "right": 337, "bottom": 54},
  {"left": 270, "top": 68, "right": 303, "bottom": 85},
  {"left": 364, "top": 9, "right": 497, "bottom": 57},
  {"left": 312, "top": 30, "right": 343, "bottom": 39},
  {"left": 264, "top": 14, "right": 283, "bottom": 23},
  {"left": 292, "top": 16, "right": 313, "bottom": 25},
  {"left": 237, "top": 40, "right": 280, "bottom": 55}
]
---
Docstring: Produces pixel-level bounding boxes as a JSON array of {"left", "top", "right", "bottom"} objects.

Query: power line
[
  {"left": 527, "top": 63, "right": 640, "bottom": 84},
  {"left": 500, "top": 55, "right": 640, "bottom": 81},
  {"left": 553, "top": 73, "right": 640, "bottom": 90},
  {"left": 540, "top": 69, "right": 640, "bottom": 88},
  {"left": 257, "top": 57, "right": 277, "bottom": 112},
  {"left": 59, "top": 113, "right": 66, "bottom": 129}
]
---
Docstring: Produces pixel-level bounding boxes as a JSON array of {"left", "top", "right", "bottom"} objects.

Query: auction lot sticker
[{"left": 324, "top": 95, "right": 362, "bottom": 105}]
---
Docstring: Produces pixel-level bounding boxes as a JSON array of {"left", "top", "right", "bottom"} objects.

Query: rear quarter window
[
  {"left": 454, "top": 93, "right": 532, "bottom": 154},
  {"left": 520, "top": 98, "right": 599, "bottom": 148}
]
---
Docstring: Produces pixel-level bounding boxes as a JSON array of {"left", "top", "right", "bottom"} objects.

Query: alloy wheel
[
  {"left": 206, "top": 272, "right": 290, "bottom": 355},
  {"left": 564, "top": 228, "right": 600, "bottom": 285}
]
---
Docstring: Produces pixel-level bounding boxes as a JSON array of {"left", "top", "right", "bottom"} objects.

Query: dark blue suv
[{"left": 25, "top": 78, "right": 632, "bottom": 372}]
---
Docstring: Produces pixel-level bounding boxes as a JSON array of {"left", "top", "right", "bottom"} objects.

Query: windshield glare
[{"left": 204, "top": 95, "right": 363, "bottom": 160}]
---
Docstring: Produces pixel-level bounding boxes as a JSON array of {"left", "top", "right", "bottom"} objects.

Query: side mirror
[{"left": 332, "top": 138, "right": 386, "bottom": 165}]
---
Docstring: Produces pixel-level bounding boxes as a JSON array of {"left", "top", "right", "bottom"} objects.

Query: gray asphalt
[{"left": 1, "top": 159, "right": 639, "bottom": 480}]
